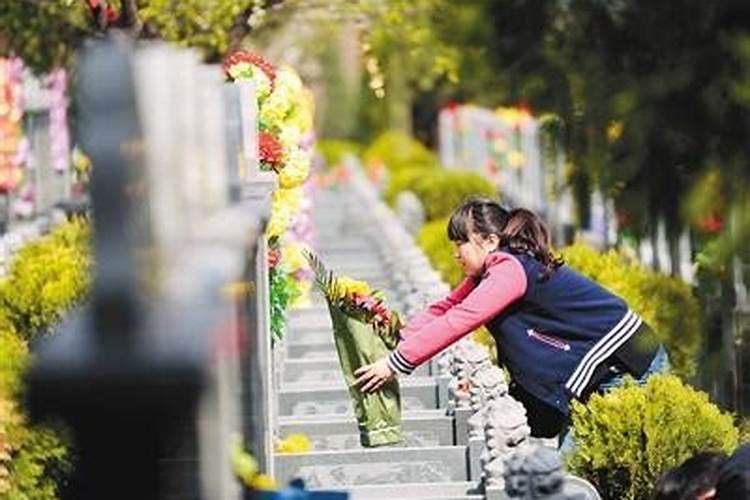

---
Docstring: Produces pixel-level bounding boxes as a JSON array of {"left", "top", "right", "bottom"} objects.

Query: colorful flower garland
[
  {"left": 0, "top": 58, "right": 26, "bottom": 193},
  {"left": 47, "top": 68, "right": 70, "bottom": 173},
  {"left": 224, "top": 50, "right": 317, "bottom": 340}
]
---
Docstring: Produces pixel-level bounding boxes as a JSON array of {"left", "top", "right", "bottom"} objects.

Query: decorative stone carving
[
  {"left": 483, "top": 396, "right": 531, "bottom": 490},
  {"left": 503, "top": 445, "right": 570, "bottom": 499},
  {"left": 468, "top": 366, "right": 508, "bottom": 439},
  {"left": 395, "top": 190, "right": 425, "bottom": 236}
]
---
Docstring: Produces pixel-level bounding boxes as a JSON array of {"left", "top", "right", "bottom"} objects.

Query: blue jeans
[{"left": 558, "top": 345, "right": 670, "bottom": 454}]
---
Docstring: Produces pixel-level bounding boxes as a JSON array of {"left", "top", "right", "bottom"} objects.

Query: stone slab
[
  {"left": 275, "top": 446, "right": 469, "bottom": 488},
  {"left": 278, "top": 412, "right": 454, "bottom": 450},
  {"left": 278, "top": 378, "right": 439, "bottom": 416}
]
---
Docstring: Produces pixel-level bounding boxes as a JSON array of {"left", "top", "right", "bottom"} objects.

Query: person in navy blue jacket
[{"left": 355, "top": 197, "right": 669, "bottom": 439}]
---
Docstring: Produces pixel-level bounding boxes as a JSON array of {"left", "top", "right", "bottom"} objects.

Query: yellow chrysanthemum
[
  {"left": 276, "top": 65, "right": 304, "bottom": 98},
  {"left": 266, "top": 209, "right": 290, "bottom": 239},
  {"left": 250, "top": 474, "right": 278, "bottom": 491},
  {"left": 332, "top": 277, "right": 371, "bottom": 301},
  {"left": 260, "top": 92, "right": 293, "bottom": 131},
  {"left": 279, "top": 125, "right": 302, "bottom": 150},
  {"left": 287, "top": 88, "right": 315, "bottom": 134},
  {"left": 282, "top": 242, "right": 310, "bottom": 273},
  {"left": 275, "top": 433, "right": 312, "bottom": 454},
  {"left": 278, "top": 147, "right": 311, "bottom": 189},
  {"left": 228, "top": 63, "right": 272, "bottom": 102},
  {"left": 266, "top": 187, "right": 304, "bottom": 238}
]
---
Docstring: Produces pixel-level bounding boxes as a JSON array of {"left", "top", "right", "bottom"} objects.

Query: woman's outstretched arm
[{"left": 388, "top": 253, "right": 527, "bottom": 375}]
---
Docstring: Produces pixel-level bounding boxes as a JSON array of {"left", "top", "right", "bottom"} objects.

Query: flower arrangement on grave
[
  {"left": 225, "top": 49, "right": 317, "bottom": 340},
  {"left": 223, "top": 50, "right": 276, "bottom": 102},
  {"left": 305, "top": 251, "right": 403, "bottom": 447}
]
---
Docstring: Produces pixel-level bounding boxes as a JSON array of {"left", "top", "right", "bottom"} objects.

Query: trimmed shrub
[
  {"left": 417, "top": 218, "right": 462, "bottom": 288},
  {"left": 409, "top": 170, "right": 496, "bottom": 221},
  {"left": 383, "top": 168, "right": 426, "bottom": 207},
  {"left": 568, "top": 374, "right": 738, "bottom": 500},
  {"left": 0, "top": 219, "right": 90, "bottom": 498},
  {"left": 316, "top": 139, "right": 362, "bottom": 170},
  {"left": 0, "top": 218, "right": 91, "bottom": 341},
  {"left": 739, "top": 417, "right": 750, "bottom": 444},
  {"left": 362, "top": 130, "right": 438, "bottom": 173},
  {"left": 560, "top": 243, "right": 702, "bottom": 378},
  {"left": 1, "top": 327, "right": 71, "bottom": 500}
]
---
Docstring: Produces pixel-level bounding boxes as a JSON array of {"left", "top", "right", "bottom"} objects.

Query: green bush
[
  {"left": 1, "top": 326, "right": 71, "bottom": 500},
  {"left": 0, "top": 219, "right": 90, "bottom": 498},
  {"left": 560, "top": 243, "right": 702, "bottom": 378},
  {"left": 316, "top": 139, "right": 362, "bottom": 170},
  {"left": 568, "top": 374, "right": 738, "bottom": 500},
  {"left": 362, "top": 130, "right": 438, "bottom": 173},
  {"left": 0, "top": 219, "right": 91, "bottom": 341},
  {"left": 739, "top": 417, "right": 750, "bottom": 444},
  {"left": 383, "top": 168, "right": 430, "bottom": 207},
  {"left": 409, "top": 170, "right": 496, "bottom": 221},
  {"left": 4, "top": 423, "right": 71, "bottom": 500},
  {"left": 417, "top": 218, "right": 463, "bottom": 288}
]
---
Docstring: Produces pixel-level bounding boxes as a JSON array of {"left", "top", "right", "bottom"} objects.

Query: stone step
[
  {"left": 287, "top": 315, "right": 332, "bottom": 332},
  {"left": 285, "top": 339, "right": 337, "bottom": 358},
  {"left": 274, "top": 446, "right": 469, "bottom": 488},
  {"left": 282, "top": 357, "right": 431, "bottom": 383},
  {"left": 279, "top": 378, "right": 439, "bottom": 416},
  {"left": 278, "top": 410, "right": 454, "bottom": 450},
  {"left": 340, "top": 482, "right": 482, "bottom": 500}
]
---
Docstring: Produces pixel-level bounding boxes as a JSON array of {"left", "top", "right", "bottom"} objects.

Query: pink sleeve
[
  {"left": 399, "top": 277, "right": 477, "bottom": 337},
  {"left": 388, "top": 253, "right": 527, "bottom": 375}
]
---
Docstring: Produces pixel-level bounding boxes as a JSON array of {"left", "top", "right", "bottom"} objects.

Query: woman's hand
[{"left": 354, "top": 357, "right": 396, "bottom": 393}]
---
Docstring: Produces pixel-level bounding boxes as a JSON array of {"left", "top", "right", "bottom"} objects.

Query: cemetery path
[{"left": 273, "top": 186, "right": 483, "bottom": 500}]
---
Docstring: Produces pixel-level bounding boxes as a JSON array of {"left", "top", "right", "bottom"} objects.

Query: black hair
[
  {"left": 447, "top": 197, "right": 563, "bottom": 281},
  {"left": 447, "top": 197, "right": 509, "bottom": 243},
  {"left": 653, "top": 452, "right": 728, "bottom": 500}
]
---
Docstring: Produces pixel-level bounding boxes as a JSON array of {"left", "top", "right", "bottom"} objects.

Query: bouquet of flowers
[{"left": 305, "top": 252, "right": 403, "bottom": 447}]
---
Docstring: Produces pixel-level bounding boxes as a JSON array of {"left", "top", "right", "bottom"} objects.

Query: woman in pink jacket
[{"left": 355, "top": 197, "right": 668, "bottom": 438}]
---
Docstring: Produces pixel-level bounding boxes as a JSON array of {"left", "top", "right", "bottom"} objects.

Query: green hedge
[
  {"left": 316, "top": 139, "right": 362, "bottom": 170},
  {"left": 417, "top": 218, "right": 463, "bottom": 288},
  {"left": 387, "top": 169, "right": 496, "bottom": 222},
  {"left": 362, "top": 130, "right": 438, "bottom": 173},
  {"left": 0, "top": 219, "right": 90, "bottom": 341},
  {"left": 0, "top": 219, "right": 91, "bottom": 498},
  {"left": 568, "top": 374, "right": 738, "bottom": 500},
  {"left": 560, "top": 243, "right": 702, "bottom": 379}
]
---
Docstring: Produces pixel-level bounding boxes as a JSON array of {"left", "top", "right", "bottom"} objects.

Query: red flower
[
  {"left": 223, "top": 50, "right": 276, "bottom": 87},
  {"left": 267, "top": 248, "right": 281, "bottom": 268},
  {"left": 697, "top": 214, "right": 723, "bottom": 234},
  {"left": 259, "top": 132, "right": 284, "bottom": 172}
]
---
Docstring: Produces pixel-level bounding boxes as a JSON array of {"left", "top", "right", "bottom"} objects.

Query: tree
[{"left": 0, "top": 0, "right": 280, "bottom": 74}]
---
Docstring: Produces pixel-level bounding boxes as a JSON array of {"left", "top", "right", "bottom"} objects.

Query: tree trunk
[{"left": 385, "top": 51, "right": 412, "bottom": 134}]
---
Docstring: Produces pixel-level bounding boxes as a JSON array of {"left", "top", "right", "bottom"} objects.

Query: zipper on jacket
[{"left": 526, "top": 329, "right": 571, "bottom": 351}]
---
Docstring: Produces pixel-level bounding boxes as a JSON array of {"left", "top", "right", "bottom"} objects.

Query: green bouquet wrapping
[{"left": 306, "top": 252, "right": 403, "bottom": 447}]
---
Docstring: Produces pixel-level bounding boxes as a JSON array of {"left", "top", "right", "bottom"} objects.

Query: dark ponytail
[{"left": 500, "top": 208, "right": 563, "bottom": 281}]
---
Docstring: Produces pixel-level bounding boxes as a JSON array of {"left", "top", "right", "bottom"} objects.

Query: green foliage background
[
  {"left": 0, "top": 220, "right": 91, "bottom": 498},
  {"left": 568, "top": 374, "right": 738, "bottom": 500}
]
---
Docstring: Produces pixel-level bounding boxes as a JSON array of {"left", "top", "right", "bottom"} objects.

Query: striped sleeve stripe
[
  {"left": 569, "top": 316, "right": 642, "bottom": 396},
  {"left": 567, "top": 312, "right": 639, "bottom": 396},
  {"left": 565, "top": 310, "right": 634, "bottom": 392},
  {"left": 388, "top": 350, "right": 416, "bottom": 376},
  {"left": 565, "top": 310, "right": 642, "bottom": 396}
]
